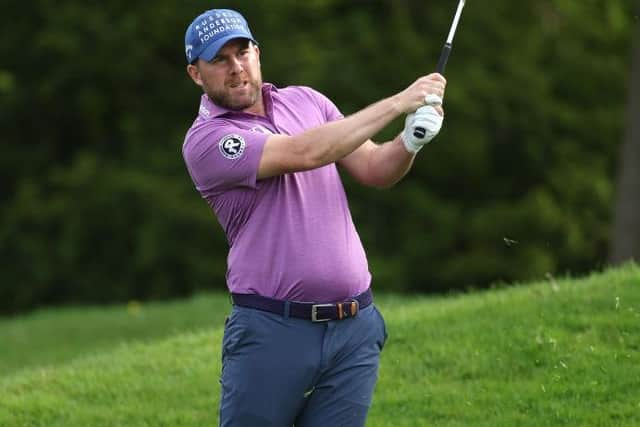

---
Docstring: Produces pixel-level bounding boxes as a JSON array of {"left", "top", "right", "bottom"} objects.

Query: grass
[
  {"left": 0, "top": 263, "right": 638, "bottom": 426},
  {"left": 0, "top": 294, "right": 230, "bottom": 377}
]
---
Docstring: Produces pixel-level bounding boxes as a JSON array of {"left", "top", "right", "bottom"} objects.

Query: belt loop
[{"left": 283, "top": 301, "right": 291, "bottom": 319}]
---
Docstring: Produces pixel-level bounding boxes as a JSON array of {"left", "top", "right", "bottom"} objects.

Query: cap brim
[{"left": 197, "top": 34, "right": 258, "bottom": 63}]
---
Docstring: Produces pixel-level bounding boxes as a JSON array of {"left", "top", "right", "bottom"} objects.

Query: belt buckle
[
  {"left": 347, "top": 299, "right": 360, "bottom": 318},
  {"left": 311, "top": 303, "right": 334, "bottom": 322}
]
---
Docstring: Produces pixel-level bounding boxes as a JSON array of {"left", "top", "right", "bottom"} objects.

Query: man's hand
[
  {"left": 395, "top": 73, "right": 447, "bottom": 114},
  {"left": 401, "top": 105, "right": 444, "bottom": 153}
]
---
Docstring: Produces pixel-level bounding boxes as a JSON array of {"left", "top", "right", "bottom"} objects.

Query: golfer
[{"left": 182, "top": 8, "right": 445, "bottom": 427}]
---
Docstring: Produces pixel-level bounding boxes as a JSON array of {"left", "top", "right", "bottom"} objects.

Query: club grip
[
  {"left": 436, "top": 43, "right": 452, "bottom": 74},
  {"left": 413, "top": 43, "right": 452, "bottom": 138}
]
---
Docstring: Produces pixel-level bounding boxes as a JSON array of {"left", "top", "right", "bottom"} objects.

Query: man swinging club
[{"left": 182, "top": 8, "right": 446, "bottom": 427}]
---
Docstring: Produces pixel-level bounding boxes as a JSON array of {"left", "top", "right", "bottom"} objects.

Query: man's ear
[{"left": 186, "top": 63, "right": 203, "bottom": 86}]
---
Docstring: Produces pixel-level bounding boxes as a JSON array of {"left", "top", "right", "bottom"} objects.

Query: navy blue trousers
[{"left": 219, "top": 303, "right": 388, "bottom": 427}]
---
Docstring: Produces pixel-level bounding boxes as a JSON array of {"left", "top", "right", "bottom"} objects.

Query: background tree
[
  {"left": 610, "top": 4, "right": 640, "bottom": 264},
  {"left": 0, "top": 0, "right": 635, "bottom": 314}
]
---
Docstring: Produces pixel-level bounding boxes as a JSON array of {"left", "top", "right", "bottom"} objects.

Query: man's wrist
[
  {"left": 388, "top": 94, "right": 406, "bottom": 116},
  {"left": 400, "top": 129, "right": 423, "bottom": 154}
]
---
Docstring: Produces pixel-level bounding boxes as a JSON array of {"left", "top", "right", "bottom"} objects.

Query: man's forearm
[
  {"left": 258, "top": 74, "right": 445, "bottom": 179},
  {"left": 337, "top": 135, "right": 416, "bottom": 188},
  {"left": 293, "top": 96, "right": 403, "bottom": 169},
  {"left": 365, "top": 136, "right": 416, "bottom": 188}
]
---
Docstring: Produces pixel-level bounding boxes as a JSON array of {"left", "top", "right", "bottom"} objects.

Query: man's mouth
[{"left": 229, "top": 81, "right": 248, "bottom": 89}]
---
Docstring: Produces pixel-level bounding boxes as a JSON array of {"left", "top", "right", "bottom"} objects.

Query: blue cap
[{"left": 184, "top": 9, "right": 258, "bottom": 64}]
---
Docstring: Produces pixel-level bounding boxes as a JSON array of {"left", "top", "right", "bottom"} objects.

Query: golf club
[{"left": 414, "top": 0, "right": 466, "bottom": 138}]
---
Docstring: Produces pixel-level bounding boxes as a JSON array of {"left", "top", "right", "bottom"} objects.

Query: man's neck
[{"left": 242, "top": 89, "right": 266, "bottom": 116}]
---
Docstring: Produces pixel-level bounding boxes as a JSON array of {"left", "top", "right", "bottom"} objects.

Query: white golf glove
[{"left": 401, "top": 97, "right": 444, "bottom": 154}]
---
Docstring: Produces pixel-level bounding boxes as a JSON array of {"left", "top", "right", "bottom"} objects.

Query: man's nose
[{"left": 229, "top": 57, "right": 244, "bottom": 74}]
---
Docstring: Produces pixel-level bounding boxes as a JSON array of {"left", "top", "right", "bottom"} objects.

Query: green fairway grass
[
  {"left": 0, "top": 294, "right": 230, "bottom": 377},
  {"left": 1, "top": 263, "right": 638, "bottom": 426}
]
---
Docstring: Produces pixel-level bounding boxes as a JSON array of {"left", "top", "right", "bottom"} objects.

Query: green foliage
[
  {"left": 1, "top": 264, "right": 638, "bottom": 426},
  {"left": 0, "top": 0, "right": 635, "bottom": 311},
  {"left": 0, "top": 152, "right": 227, "bottom": 312}
]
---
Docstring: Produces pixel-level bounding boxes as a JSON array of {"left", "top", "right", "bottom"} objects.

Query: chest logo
[{"left": 219, "top": 134, "right": 246, "bottom": 160}]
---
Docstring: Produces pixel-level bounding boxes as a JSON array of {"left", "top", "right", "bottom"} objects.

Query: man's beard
[{"left": 206, "top": 79, "right": 262, "bottom": 111}]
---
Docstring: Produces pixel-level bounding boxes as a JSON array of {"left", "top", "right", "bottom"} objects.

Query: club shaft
[
  {"left": 446, "top": 0, "right": 466, "bottom": 44},
  {"left": 412, "top": 0, "right": 465, "bottom": 139}
]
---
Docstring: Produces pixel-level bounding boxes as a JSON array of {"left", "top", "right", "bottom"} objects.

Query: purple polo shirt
[{"left": 182, "top": 83, "right": 371, "bottom": 302}]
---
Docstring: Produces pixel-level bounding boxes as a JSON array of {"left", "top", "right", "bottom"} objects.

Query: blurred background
[{"left": 1, "top": 0, "right": 638, "bottom": 316}]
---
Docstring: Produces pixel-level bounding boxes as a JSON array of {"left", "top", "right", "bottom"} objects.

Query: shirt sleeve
[{"left": 182, "top": 121, "right": 269, "bottom": 196}]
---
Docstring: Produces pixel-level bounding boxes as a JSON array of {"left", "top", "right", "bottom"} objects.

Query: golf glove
[{"left": 401, "top": 105, "right": 444, "bottom": 154}]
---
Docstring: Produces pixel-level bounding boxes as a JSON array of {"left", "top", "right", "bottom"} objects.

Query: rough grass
[{"left": 1, "top": 263, "right": 638, "bottom": 426}]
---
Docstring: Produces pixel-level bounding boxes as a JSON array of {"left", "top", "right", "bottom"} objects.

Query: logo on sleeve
[{"left": 218, "top": 134, "right": 246, "bottom": 159}]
